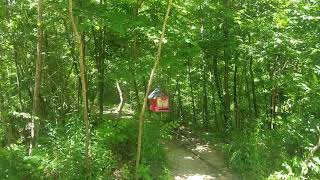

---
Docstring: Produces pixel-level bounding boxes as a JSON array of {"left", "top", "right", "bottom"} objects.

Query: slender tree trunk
[
  {"left": 248, "top": 35, "right": 258, "bottom": 118},
  {"left": 29, "top": 0, "right": 44, "bottom": 156},
  {"left": 116, "top": 81, "right": 124, "bottom": 116},
  {"left": 93, "top": 28, "right": 106, "bottom": 119},
  {"left": 64, "top": 20, "right": 81, "bottom": 112},
  {"left": 246, "top": 74, "right": 253, "bottom": 119},
  {"left": 202, "top": 60, "right": 209, "bottom": 128},
  {"left": 5, "top": 3, "right": 23, "bottom": 111},
  {"left": 237, "top": 68, "right": 244, "bottom": 129},
  {"left": 176, "top": 77, "right": 185, "bottom": 122},
  {"left": 209, "top": 69, "right": 219, "bottom": 131},
  {"left": 13, "top": 45, "right": 23, "bottom": 110},
  {"left": 212, "top": 56, "right": 226, "bottom": 130},
  {"left": 269, "top": 55, "right": 278, "bottom": 129},
  {"left": 223, "top": 0, "right": 231, "bottom": 129},
  {"left": 188, "top": 59, "right": 196, "bottom": 124},
  {"left": 223, "top": 49, "right": 230, "bottom": 128},
  {"left": 130, "top": 0, "right": 145, "bottom": 112},
  {"left": 249, "top": 57, "right": 258, "bottom": 117},
  {"left": 132, "top": 71, "right": 141, "bottom": 110},
  {"left": 271, "top": 88, "right": 277, "bottom": 129},
  {"left": 98, "top": 64, "right": 105, "bottom": 117},
  {"left": 68, "top": 0, "right": 91, "bottom": 176},
  {"left": 135, "top": 0, "right": 173, "bottom": 178},
  {"left": 233, "top": 64, "right": 238, "bottom": 129}
]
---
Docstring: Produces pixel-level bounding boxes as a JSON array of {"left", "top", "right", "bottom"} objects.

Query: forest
[{"left": 0, "top": 0, "right": 319, "bottom": 179}]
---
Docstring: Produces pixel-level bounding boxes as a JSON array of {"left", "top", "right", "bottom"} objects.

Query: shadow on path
[{"left": 163, "top": 139, "right": 239, "bottom": 180}]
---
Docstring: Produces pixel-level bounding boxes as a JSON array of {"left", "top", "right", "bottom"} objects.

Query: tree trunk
[
  {"left": 176, "top": 77, "right": 185, "bottom": 122},
  {"left": 248, "top": 35, "right": 258, "bottom": 118},
  {"left": 246, "top": 74, "right": 253, "bottom": 119},
  {"left": 271, "top": 88, "right": 277, "bottom": 130},
  {"left": 13, "top": 45, "right": 23, "bottom": 111},
  {"left": 135, "top": 0, "right": 173, "bottom": 178},
  {"left": 188, "top": 59, "right": 196, "bottom": 124},
  {"left": 93, "top": 28, "right": 106, "bottom": 120},
  {"left": 68, "top": 0, "right": 91, "bottom": 176},
  {"left": 212, "top": 56, "right": 226, "bottom": 130},
  {"left": 233, "top": 64, "right": 238, "bottom": 129},
  {"left": 132, "top": 71, "right": 141, "bottom": 110},
  {"left": 29, "top": 0, "right": 44, "bottom": 156},
  {"left": 202, "top": 60, "right": 209, "bottom": 128},
  {"left": 223, "top": 0, "right": 231, "bottom": 130},
  {"left": 116, "top": 81, "right": 124, "bottom": 116},
  {"left": 130, "top": 0, "right": 144, "bottom": 112},
  {"left": 209, "top": 69, "right": 219, "bottom": 131},
  {"left": 5, "top": 2, "right": 23, "bottom": 111}
]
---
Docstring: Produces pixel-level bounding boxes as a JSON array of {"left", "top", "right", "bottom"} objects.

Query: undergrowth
[{"left": 0, "top": 113, "right": 172, "bottom": 179}]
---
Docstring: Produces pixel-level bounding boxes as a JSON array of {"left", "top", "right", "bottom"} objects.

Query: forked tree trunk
[
  {"left": 29, "top": 0, "right": 44, "bottom": 156},
  {"left": 135, "top": 0, "right": 173, "bottom": 178},
  {"left": 116, "top": 81, "right": 124, "bottom": 116},
  {"left": 68, "top": 0, "right": 91, "bottom": 176}
]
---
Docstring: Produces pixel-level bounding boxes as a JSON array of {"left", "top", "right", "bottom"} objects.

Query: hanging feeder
[{"left": 148, "top": 87, "right": 169, "bottom": 112}]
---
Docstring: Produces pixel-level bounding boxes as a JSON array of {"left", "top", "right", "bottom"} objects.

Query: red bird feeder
[{"left": 148, "top": 88, "right": 169, "bottom": 112}]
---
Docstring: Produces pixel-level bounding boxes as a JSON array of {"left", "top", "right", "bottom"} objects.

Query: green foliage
[
  {"left": 225, "top": 115, "right": 320, "bottom": 179},
  {"left": 227, "top": 124, "right": 267, "bottom": 179},
  {"left": 0, "top": 115, "right": 137, "bottom": 179},
  {"left": 0, "top": 145, "right": 42, "bottom": 179},
  {"left": 1, "top": 0, "right": 319, "bottom": 179}
]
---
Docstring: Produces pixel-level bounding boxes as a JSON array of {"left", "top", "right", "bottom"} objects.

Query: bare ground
[{"left": 163, "top": 132, "right": 239, "bottom": 180}]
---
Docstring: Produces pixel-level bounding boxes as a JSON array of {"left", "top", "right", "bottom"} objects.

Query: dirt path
[{"left": 163, "top": 139, "right": 239, "bottom": 180}]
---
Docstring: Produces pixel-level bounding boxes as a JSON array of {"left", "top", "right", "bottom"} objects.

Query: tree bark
[
  {"left": 233, "top": 64, "right": 239, "bottom": 129},
  {"left": 13, "top": 44, "right": 23, "bottom": 110},
  {"left": 202, "top": 60, "right": 209, "bottom": 128},
  {"left": 223, "top": 0, "right": 231, "bottom": 129},
  {"left": 212, "top": 56, "right": 226, "bottom": 130},
  {"left": 188, "top": 59, "right": 196, "bottom": 124},
  {"left": 271, "top": 88, "right": 277, "bottom": 130},
  {"left": 248, "top": 35, "right": 258, "bottom": 118},
  {"left": 135, "top": 0, "right": 173, "bottom": 178},
  {"left": 116, "top": 81, "right": 124, "bottom": 116},
  {"left": 68, "top": 0, "right": 91, "bottom": 176},
  {"left": 93, "top": 28, "right": 106, "bottom": 119},
  {"left": 176, "top": 77, "right": 185, "bottom": 122},
  {"left": 29, "top": 0, "right": 44, "bottom": 156},
  {"left": 130, "top": 0, "right": 145, "bottom": 112}
]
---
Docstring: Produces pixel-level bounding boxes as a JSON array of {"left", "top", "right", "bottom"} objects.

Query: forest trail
[{"left": 163, "top": 131, "right": 239, "bottom": 180}]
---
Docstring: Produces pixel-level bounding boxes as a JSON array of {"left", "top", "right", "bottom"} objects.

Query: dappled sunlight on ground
[
  {"left": 184, "top": 156, "right": 194, "bottom": 160},
  {"left": 192, "top": 143, "right": 211, "bottom": 153},
  {"left": 163, "top": 135, "right": 239, "bottom": 180},
  {"left": 175, "top": 174, "right": 216, "bottom": 180}
]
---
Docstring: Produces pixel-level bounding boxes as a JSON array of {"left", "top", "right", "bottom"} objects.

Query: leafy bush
[
  {"left": 225, "top": 115, "right": 320, "bottom": 179},
  {"left": 227, "top": 125, "right": 268, "bottom": 179},
  {"left": 0, "top": 144, "right": 43, "bottom": 179},
  {"left": 0, "top": 115, "right": 132, "bottom": 179}
]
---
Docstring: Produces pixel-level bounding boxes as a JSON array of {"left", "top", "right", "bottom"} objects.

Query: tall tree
[
  {"left": 68, "top": 0, "right": 91, "bottom": 176},
  {"left": 135, "top": 0, "right": 173, "bottom": 178},
  {"left": 29, "top": 0, "right": 44, "bottom": 156}
]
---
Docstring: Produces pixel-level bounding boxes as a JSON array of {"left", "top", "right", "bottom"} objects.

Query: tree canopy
[{"left": 0, "top": 0, "right": 319, "bottom": 179}]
